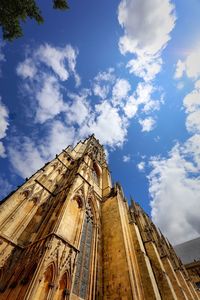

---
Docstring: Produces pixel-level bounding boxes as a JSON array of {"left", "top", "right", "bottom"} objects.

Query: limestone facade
[{"left": 0, "top": 135, "right": 199, "bottom": 299}]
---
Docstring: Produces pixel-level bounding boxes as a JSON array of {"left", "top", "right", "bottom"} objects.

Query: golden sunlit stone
[{"left": 0, "top": 135, "right": 199, "bottom": 299}]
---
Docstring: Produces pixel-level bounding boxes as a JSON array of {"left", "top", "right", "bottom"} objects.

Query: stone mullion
[
  {"left": 50, "top": 165, "right": 80, "bottom": 234},
  {"left": 34, "top": 195, "right": 59, "bottom": 241},
  {"left": 73, "top": 207, "right": 85, "bottom": 251},
  {"left": 10, "top": 203, "right": 40, "bottom": 241},
  {"left": 23, "top": 237, "right": 53, "bottom": 300},
  {"left": 77, "top": 219, "right": 89, "bottom": 296},
  {"left": 88, "top": 223, "right": 98, "bottom": 300}
]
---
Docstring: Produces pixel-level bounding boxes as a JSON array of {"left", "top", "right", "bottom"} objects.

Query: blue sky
[{"left": 0, "top": 0, "right": 200, "bottom": 245}]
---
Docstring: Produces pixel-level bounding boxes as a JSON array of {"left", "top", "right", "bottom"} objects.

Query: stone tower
[{"left": 0, "top": 135, "right": 199, "bottom": 299}]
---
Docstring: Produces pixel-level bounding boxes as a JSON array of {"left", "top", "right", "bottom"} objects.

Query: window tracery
[
  {"left": 92, "top": 162, "right": 100, "bottom": 186},
  {"left": 73, "top": 200, "right": 94, "bottom": 298}
]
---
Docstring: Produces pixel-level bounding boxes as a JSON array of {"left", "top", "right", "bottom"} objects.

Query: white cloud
[
  {"left": 136, "top": 82, "right": 154, "bottom": 105},
  {"left": 124, "top": 95, "right": 138, "bottom": 118},
  {"left": 183, "top": 86, "right": 200, "bottom": 134},
  {"left": 93, "top": 83, "right": 109, "bottom": 99},
  {"left": 123, "top": 82, "right": 161, "bottom": 118},
  {"left": 0, "top": 99, "right": 9, "bottom": 157},
  {"left": 127, "top": 54, "right": 162, "bottom": 82},
  {"left": 174, "top": 60, "right": 185, "bottom": 79},
  {"left": 183, "top": 134, "right": 200, "bottom": 169},
  {"left": 139, "top": 117, "right": 155, "bottom": 132},
  {"left": 79, "top": 101, "right": 128, "bottom": 148},
  {"left": 195, "top": 79, "right": 200, "bottom": 89},
  {"left": 149, "top": 48, "right": 200, "bottom": 244},
  {"left": 185, "top": 111, "right": 200, "bottom": 134},
  {"left": 176, "top": 81, "right": 184, "bottom": 90},
  {"left": 137, "top": 161, "right": 145, "bottom": 171},
  {"left": 149, "top": 145, "right": 200, "bottom": 244},
  {"left": 94, "top": 68, "right": 115, "bottom": 82},
  {"left": 40, "top": 120, "right": 75, "bottom": 158},
  {"left": 123, "top": 154, "right": 130, "bottom": 162},
  {"left": 8, "top": 120, "right": 75, "bottom": 178},
  {"left": 65, "top": 92, "right": 91, "bottom": 126},
  {"left": 35, "top": 75, "right": 67, "bottom": 123},
  {"left": 36, "top": 44, "right": 80, "bottom": 85},
  {"left": 93, "top": 68, "right": 116, "bottom": 99},
  {"left": 16, "top": 58, "right": 37, "bottom": 79},
  {"left": 112, "top": 78, "right": 131, "bottom": 105},
  {"left": 174, "top": 46, "right": 200, "bottom": 80},
  {"left": 183, "top": 89, "right": 200, "bottom": 113},
  {"left": 16, "top": 43, "right": 81, "bottom": 124},
  {"left": 8, "top": 137, "right": 45, "bottom": 178},
  {"left": 118, "top": 0, "right": 176, "bottom": 55},
  {"left": 118, "top": 0, "right": 176, "bottom": 81}
]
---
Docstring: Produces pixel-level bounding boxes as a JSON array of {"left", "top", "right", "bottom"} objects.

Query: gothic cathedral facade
[{"left": 0, "top": 135, "right": 199, "bottom": 299}]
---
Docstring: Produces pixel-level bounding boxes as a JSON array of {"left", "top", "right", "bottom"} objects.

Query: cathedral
[{"left": 0, "top": 135, "right": 199, "bottom": 299}]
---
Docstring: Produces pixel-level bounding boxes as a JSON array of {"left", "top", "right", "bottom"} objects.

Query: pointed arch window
[
  {"left": 73, "top": 201, "right": 94, "bottom": 298},
  {"left": 37, "top": 264, "right": 54, "bottom": 300},
  {"left": 92, "top": 162, "right": 100, "bottom": 186}
]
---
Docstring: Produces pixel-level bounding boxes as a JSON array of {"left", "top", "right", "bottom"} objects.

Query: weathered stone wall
[{"left": 0, "top": 136, "right": 199, "bottom": 300}]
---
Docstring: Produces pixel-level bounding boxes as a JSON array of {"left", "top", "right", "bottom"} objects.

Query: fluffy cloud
[
  {"left": 174, "top": 46, "right": 200, "bottom": 80},
  {"left": 93, "top": 68, "right": 116, "bottom": 99},
  {"left": 118, "top": 0, "right": 176, "bottom": 81},
  {"left": 124, "top": 95, "right": 138, "bottom": 118},
  {"left": 124, "top": 82, "right": 161, "bottom": 118},
  {"left": 123, "top": 154, "right": 130, "bottom": 162},
  {"left": 183, "top": 79, "right": 200, "bottom": 134},
  {"left": 174, "top": 60, "right": 185, "bottom": 79},
  {"left": 16, "top": 43, "right": 80, "bottom": 123},
  {"left": 36, "top": 44, "right": 80, "bottom": 85},
  {"left": 0, "top": 99, "right": 9, "bottom": 157},
  {"left": 8, "top": 137, "right": 45, "bottom": 178},
  {"left": 35, "top": 75, "right": 66, "bottom": 123},
  {"left": 40, "top": 120, "right": 75, "bottom": 158},
  {"left": 65, "top": 92, "right": 91, "bottom": 126},
  {"left": 93, "top": 84, "right": 109, "bottom": 99},
  {"left": 8, "top": 120, "right": 75, "bottom": 178},
  {"left": 149, "top": 49, "right": 200, "bottom": 244},
  {"left": 79, "top": 101, "right": 128, "bottom": 148},
  {"left": 17, "top": 58, "right": 37, "bottom": 79},
  {"left": 149, "top": 145, "right": 200, "bottom": 244},
  {"left": 12, "top": 40, "right": 163, "bottom": 179},
  {"left": 139, "top": 117, "right": 155, "bottom": 132},
  {"left": 127, "top": 55, "right": 162, "bottom": 82},
  {"left": 112, "top": 78, "right": 131, "bottom": 105},
  {"left": 137, "top": 161, "right": 145, "bottom": 171}
]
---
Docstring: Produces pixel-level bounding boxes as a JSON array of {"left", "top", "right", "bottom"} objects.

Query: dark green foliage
[
  {"left": 0, "top": 0, "right": 69, "bottom": 41},
  {"left": 53, "top": 0, "right": 69, "bottom": 10}
]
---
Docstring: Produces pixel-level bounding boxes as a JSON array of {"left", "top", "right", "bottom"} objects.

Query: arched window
[
  {"left": 63, "top": 195, "right": 83, "bottom": 243},
  {"left": 73, "top": 200, "right": 94, "bottom": 299},
  {"left": 36, "top": 264, "right": 54, "bottom": 300},
  {"left": 56, "top": 272, "right": 70, "bottom": 300},
  {"left": 92, "top": 162, "right": 100, "bottom": 186}
]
